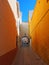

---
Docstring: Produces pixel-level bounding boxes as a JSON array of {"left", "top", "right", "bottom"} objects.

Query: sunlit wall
[{"left": 29, "top": 0, "right": 49, "bottom": 64}]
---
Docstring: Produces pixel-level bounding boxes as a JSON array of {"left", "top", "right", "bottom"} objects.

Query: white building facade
[{"left": 8, "top": 0, "right": 22, "bottom": 36}]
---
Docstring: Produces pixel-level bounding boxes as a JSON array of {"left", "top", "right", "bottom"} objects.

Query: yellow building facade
[{"left": 29, "top": 0, "right": 49, "bottom": 64}]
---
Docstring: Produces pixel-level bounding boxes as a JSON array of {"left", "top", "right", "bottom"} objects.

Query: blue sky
[{"left": 17, "top": 0, "right": 36, "bottom": 22}]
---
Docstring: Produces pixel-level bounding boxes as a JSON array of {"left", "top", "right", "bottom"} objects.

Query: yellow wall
[
  {"left": 0, "top": 0, "right": 18, "bottom": 56},
  {"left": 29, "top": 0, "right": 49, "bottom": 64}
]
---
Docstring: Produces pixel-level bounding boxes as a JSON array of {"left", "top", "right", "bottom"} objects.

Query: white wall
[
  {"left": 29, "top": 10, "right": 33, "bottom": 20},
  {"left": 8, "top": 0, "right": 18, "bottom": 30},
  {"left": 8, "top": 0, "right": 22, "bottom": 36},
  {"left": 20, "top": 22, "right": 29, "bottom": 37},
  {"left": 8, "top": 0, "right": 18, "bottom": 21}
]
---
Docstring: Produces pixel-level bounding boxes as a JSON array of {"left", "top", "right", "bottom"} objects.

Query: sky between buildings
[{"left": 17, "top": 0, "right": 36, "bottom": 22}]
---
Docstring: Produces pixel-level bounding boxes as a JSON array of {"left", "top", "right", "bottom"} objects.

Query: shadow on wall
[{"left": 0, "top": 48, "right": 17, "bottom": 65}]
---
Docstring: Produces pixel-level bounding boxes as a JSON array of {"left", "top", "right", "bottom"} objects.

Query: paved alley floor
[{"left": 11, "top": 46, "right": 47, "bottom": 65}]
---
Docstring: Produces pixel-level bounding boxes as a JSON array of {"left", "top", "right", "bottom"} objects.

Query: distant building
[
  {"left": 28, "top": 10, "right": 33, "bottom": 37},
  {"left": 20, "top": 22, "right": 28, "bottom": 37},
  {"left": 29, "top": 10, "right": 33, "bottom": 21}
]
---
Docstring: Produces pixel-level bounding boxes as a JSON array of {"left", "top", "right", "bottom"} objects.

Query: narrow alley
[
  {"left": 11, "top": 45, "right": 47, "bottom": 65},
  {"left": 0, "top": 0, "right": 49, "bottom": 65}
]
